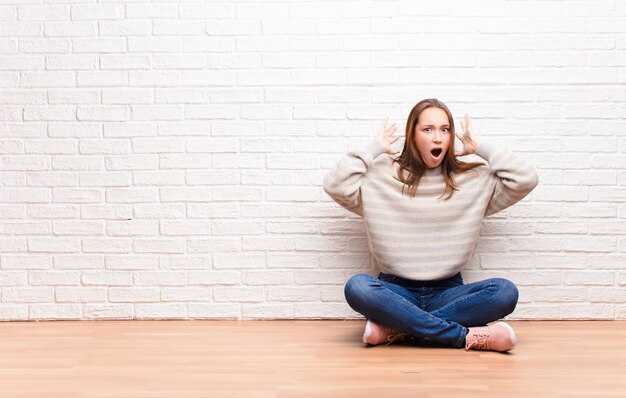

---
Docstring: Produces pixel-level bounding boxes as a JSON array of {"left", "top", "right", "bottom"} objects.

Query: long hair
[{"left": 393, "top": 98, "right": 484, "bottom": 200}]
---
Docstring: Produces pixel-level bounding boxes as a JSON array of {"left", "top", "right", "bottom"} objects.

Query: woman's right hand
[{"left": 376, "top": 117, "right": 400, "bottom": 155}]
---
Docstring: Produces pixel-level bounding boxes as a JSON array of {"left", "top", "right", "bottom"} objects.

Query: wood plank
[{"left": 0, "top": 320, "right": 624, "bottom": 397}]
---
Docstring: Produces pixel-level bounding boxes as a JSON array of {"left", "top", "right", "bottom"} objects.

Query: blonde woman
[{"left": 323, "top": 98, "right": 538, "bottom": 352}]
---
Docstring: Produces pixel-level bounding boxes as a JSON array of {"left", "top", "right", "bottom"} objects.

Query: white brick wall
[{"left": 0, "top": 0, "right": 625, "bottom": 321}]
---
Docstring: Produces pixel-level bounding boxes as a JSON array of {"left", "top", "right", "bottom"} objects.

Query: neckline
[
  {"left": 423, "top": 167, "right": 444, "bottom": 177},
  {"left": 392, "top": 160, "right": 443, "bottom": 180}
]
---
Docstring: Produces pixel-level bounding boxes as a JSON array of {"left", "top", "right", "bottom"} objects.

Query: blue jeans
[{"left": 344, "top": 272, "right": 519, "bottom": 348}]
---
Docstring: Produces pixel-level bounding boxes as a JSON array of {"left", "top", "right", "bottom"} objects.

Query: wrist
[
  {"left": 367, "top": 139, "right": 385, "bottom": 159},
  {"left": 475, "top": 139, "right": 495, "bottom": 160},
  {"left": 472, "top": 138, "right": 481, "bottom": 154}
]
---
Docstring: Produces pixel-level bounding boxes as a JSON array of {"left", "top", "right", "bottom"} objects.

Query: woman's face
[{"left": 414, "top": 107, "right": 451, "bottom": 169}]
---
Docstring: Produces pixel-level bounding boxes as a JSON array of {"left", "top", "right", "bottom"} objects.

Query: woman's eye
[
  {"left": 424, "top": 128, "right": 431, "bottom": 133},
  {"left": 443, "top": 128, "right": 449, "bottom": 133}
]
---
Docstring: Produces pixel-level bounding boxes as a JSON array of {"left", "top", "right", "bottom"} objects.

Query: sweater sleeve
[
  {"left": 475, "top": 140, "right": 539, "bottom": 217},
  {"left": 322, "top": 139, "right": 385, "bottom": 217}
]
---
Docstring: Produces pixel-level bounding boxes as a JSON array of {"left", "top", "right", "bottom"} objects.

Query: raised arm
[
  {"left": 322, "top": 118, "right": 400, "bottom": 216},
  {"left": 456, "top": 114, "right": 539, "bottom": 216}
]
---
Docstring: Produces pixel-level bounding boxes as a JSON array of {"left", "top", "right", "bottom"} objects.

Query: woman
[{"left": 322, "top": 98, "right": 539, "bottom": 352}]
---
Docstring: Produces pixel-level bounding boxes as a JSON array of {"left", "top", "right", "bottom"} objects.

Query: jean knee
[
  {"left": 492, "top": 278, "right": 519, "bottom": 313},
  {"left": 344, "top": 273, "right": 375, "bottom": 308}
]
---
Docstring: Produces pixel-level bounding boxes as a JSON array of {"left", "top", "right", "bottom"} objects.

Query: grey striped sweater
[{"left": 323, "top": 139, "right": 539, "bottom": 281}]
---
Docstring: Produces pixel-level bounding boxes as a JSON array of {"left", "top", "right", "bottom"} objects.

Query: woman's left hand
[{"left": 455, "top": 113, "right": 481, "bottom": 157}]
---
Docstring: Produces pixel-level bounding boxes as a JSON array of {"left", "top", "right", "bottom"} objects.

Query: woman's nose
[{"left": 433, "top": 131, "right": 442, "bottom": 142}]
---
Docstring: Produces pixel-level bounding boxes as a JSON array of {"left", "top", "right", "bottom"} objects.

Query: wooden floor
[{"left": 0, "top": 320, "right": 625, "bottom": 398}]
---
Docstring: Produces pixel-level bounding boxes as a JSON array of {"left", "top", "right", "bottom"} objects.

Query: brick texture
[{"left": 0, "top": 0, "right": 624, "bottom": 320}]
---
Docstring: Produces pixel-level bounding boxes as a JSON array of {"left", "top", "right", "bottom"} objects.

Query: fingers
[
  {"left": 388, "top": 124, "right": 397, "bottom": 136},
  {"left": 380, "top": 116, "right": 388, "bottom": 131},
  {"left": 465, "top": 113, "right": 472, "bottom": 131},
  {"left": 384, "top": 122, "right": 397, "bottom": 138},
  {"left": 378, "top": 117, "right": 401, "bottom": 155},
  {"left": 377, "top": 117, "right": 388, "bottom": 139},
  {"left": 379, "top": 117, "right": 397, "bottom": 137}
]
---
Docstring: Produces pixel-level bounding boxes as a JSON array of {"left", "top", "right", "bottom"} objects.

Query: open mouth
[{"left": 430, "top": 148, "right": 443, "bottom": 158}]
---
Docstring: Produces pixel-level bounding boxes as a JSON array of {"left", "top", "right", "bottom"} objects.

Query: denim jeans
[{"left": 344, "top": 272, "right": 519, "bottom": 348}]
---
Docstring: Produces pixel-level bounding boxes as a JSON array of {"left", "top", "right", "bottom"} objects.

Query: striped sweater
[{"left": 323, "top": 139, "right": 539, "bottom": 281}]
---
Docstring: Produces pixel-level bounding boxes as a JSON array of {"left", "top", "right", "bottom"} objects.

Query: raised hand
[
  {"left": 455, "top": 113, "right": 481, "bottom": 157},
  {"left": 376, "top": 117, "right": 400, "bottom": 155}
]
